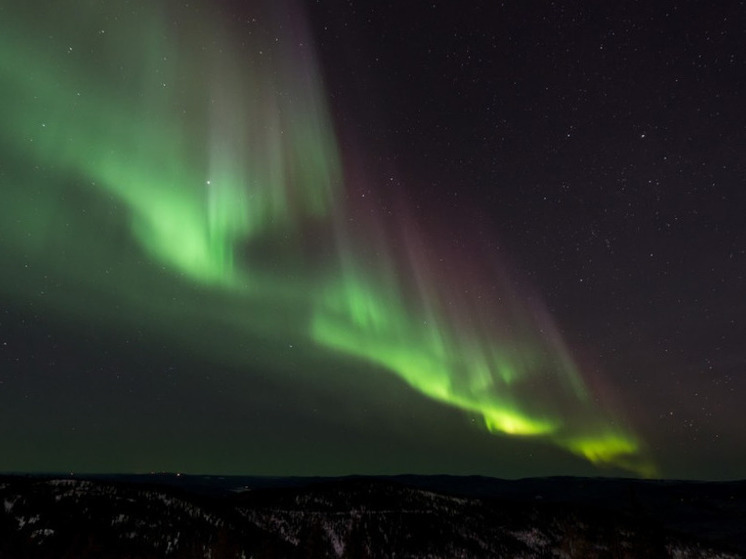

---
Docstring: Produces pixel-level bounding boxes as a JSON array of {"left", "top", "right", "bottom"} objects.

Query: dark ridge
[{"left": 0, "top": 473, "right": 744, "bottom": 558}]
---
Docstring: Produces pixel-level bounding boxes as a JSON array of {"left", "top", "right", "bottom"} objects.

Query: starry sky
[{"left": 1, "top": 0, "right": 744, "bottom": 480}]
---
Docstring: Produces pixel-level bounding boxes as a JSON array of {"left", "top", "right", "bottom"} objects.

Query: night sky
[{"left": 1, "top": 0, "right": 744, "bottom": 480}]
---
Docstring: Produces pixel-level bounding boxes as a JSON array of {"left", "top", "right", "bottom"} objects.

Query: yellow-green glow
[
  {"left": 312, "top": 278, "right": 559, "bottom": 437},
  {"left": 560, "top": 434, "right": 658, "bottom": 479},
  {"left": 312, "top": 256, "right": 653, "bottom": 475},
  {"left": 0, "top": 0, "right": 655, "bottom": 477}
]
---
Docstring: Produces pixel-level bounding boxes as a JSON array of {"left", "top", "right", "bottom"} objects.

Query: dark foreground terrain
[{"left": 0, "top": 473, "right": 744, "bottom": 558}]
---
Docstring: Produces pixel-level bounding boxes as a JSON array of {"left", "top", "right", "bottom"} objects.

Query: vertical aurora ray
[
  {"left": 0, "top": 0, "right": 340, "bottom": 290},
  {"left": 0, "top": 0, "right": 654, "bottom": 476},
  {"left": 312, "top": 210, "right": 655, "bottom": 476}
]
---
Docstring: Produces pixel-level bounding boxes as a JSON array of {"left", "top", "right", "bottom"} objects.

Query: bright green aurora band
[{"left": 0, "top": 1, "right": 654, "bottom": 476}]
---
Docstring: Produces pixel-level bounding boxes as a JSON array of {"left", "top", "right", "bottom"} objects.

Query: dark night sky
[{"left": 0, "top": 0, "right": 744, "bottom": 480}]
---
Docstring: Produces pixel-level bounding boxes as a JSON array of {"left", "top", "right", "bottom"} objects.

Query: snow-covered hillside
[{"left": 0, "top": 475, "right": 743, "bottom": 558}]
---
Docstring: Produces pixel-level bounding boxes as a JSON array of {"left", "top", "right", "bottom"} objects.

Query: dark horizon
[{"left": 3, "top": 471, "right": 745, "bottom": 485}]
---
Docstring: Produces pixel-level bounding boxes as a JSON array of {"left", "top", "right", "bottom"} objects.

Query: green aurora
[{"left": 0, "top": 0, "right": 655, "bottom": 476}]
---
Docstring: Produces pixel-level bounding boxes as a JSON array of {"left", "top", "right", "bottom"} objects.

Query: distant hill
[{"left": 0, "top": 473, "right": 744, "bottom": 558}]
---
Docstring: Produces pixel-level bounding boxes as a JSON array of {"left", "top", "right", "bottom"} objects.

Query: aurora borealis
[{"left": 2, "top": 1, "right": 744, "bottom": 480}]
